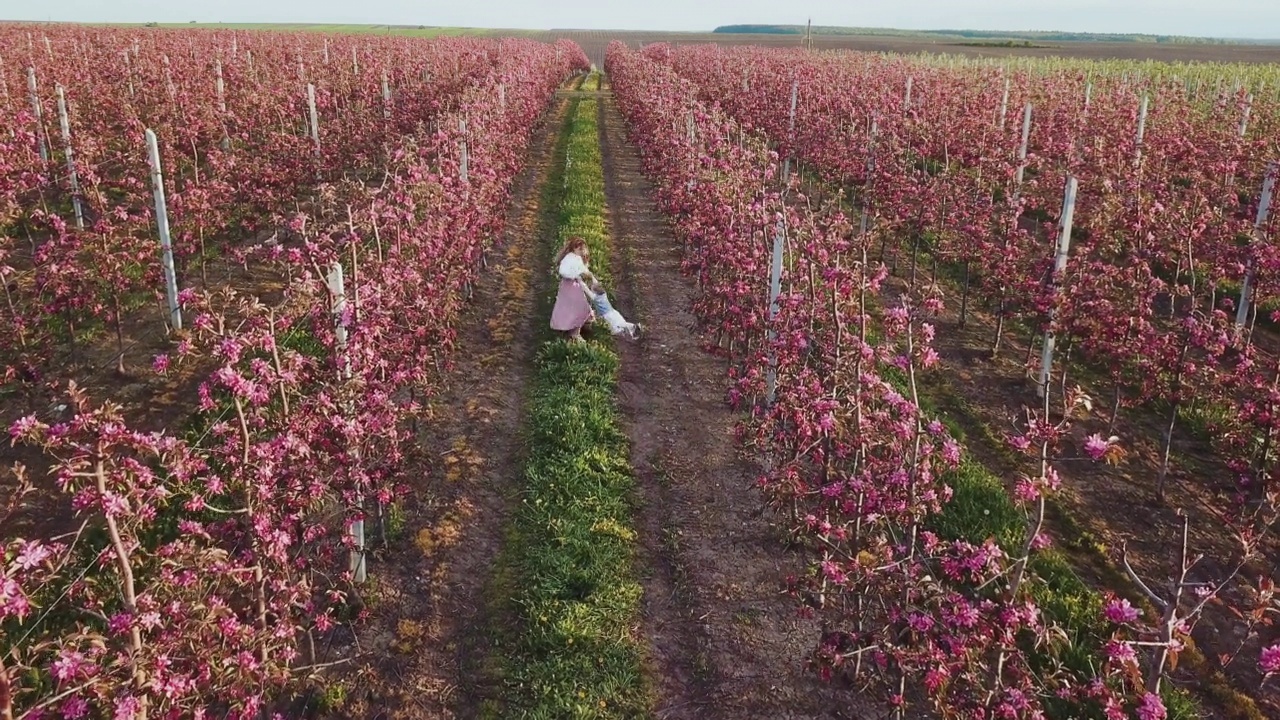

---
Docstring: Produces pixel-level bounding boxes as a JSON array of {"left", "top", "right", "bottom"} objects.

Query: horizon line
[{"left": 2, "top": 18, "right": 1277, "bottom": 44}]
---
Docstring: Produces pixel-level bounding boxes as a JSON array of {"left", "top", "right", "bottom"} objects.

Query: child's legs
[{"left": 604, "top": 310, "right": 631, "bottom": 335}]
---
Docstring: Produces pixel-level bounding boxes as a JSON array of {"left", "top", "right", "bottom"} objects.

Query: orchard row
[
  {"left": 1, "top": 25, "right": 587, "bottom": 719},
  {"left": 609, "top": 41, "right": 1280, "bottom": 719}
]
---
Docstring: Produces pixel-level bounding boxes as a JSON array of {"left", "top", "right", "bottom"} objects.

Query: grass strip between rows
[{"left": 498, "top": 87, "right": 649, "bottom": 718}]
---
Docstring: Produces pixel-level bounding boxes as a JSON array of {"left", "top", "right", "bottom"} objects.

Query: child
[{"left": 584, "top": 281, "right": 641, "bottom": 339}]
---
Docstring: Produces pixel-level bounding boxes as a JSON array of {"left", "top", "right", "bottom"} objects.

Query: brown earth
[
  {"left": 597, "top": 81, "right": 889, "bottom": 718},
  {"left": 532, "top": 30, "right": 1280, "bottom": 69}
]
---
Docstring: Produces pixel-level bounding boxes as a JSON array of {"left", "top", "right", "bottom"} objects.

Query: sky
[{"left": 2, "top": 0, "right": 1278, "bottom": 39}]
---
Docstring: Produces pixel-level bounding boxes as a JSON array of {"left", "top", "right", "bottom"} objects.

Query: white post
[
  {"left": 55, "top": 85, "right": 84, "bottom": 230},
  {"left": 307, "top": 83, "right": 319, "bottom": 154},
  {"left": 904, "top": 76, "right": 914, "bottom": 111},
  {"left": 1134, "top": 93, "right": 1149, "bottom": 167},
  {"left": 459, "top": 118, "right": 469, "bottom": 183},
  {"left": 352, "top": 47, "right": 359, "bottom": 75},
  {"left": 782, "top": 79, "right": 798, "bottom": 187},
  {"left": 1084, "top": 82, "right": 1093, "bottom": 112},
  {"left": 144, "top": 129, "right": 183, "bottom": 331},
  {"left": 247, "top": 49, "right": 253, "bottom": 72},
  {"left": 122, "top": 49, "right": 136, "bottom": 98},
  {"left": 327, "top": 262, "right": 366, "bottom": 584},
  {"left": 861, "top": 117, "right": 877, "bottom": 236},
  {"left": 27, "top": 68, "right": 48, "bottom": 163},
  {"left": 381, "top": 71, "right": 391, "bottom": 119},
  {"left": 998, "top": 76, "right": 1010, "bottom": 128},
  {"left": 1037, "top": 176, "right": 1078, "bottom": 399},
  {"left": 1228, "top": 95, "right": 1255, "bottom": 189},
  {"left": 1236, "top": 163, "right": 1278, "bottom": 328},
  {"left": 685, "top": 111, "right": 697, "bottom": 191},
  {"left": 1014, "top": 103, "right": 1032, "bottom": 190},
  {"left": 323, "top": 38, "right": 330, "bottom": 64},
  {"left": 766, "top": 214, "right": 786, "bottom": 405},
  {"left": 162, "top": 55, "right": 175, "bottom": 101},
  {"left": 215, "top": 59, "right": 226, "bottom": 112},
  {"left": 498, "top": 82, "right": 505, "bottom": 110},
  {"left": 43, "top": 35, "right": 52, "bottom": 59}
]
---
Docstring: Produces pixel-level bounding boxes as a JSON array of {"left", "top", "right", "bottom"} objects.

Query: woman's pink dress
[
  {"left": 550, "top": 278, "right": 594, "bottom": 331},
  {"left": 550, "top": 251, "right": 594, "bottom": 331}
]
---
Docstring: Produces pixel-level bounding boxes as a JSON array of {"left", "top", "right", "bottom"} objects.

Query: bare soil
[{"left": 598, "top": 85, "right": 887, "bottom": 719}]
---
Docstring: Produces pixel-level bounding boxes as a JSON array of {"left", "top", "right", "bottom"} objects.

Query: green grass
[{"left": 489, "top": 95, "right": 649, "bottom": 718}]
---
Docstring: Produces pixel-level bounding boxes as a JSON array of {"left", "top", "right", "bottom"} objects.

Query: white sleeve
[{"left": 558, "top": 253, "right": 587, "bottom": 280}]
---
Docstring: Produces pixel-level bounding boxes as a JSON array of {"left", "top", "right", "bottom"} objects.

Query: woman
[{"left": 550, "top": 237, "right": 597, "bottom": 342}]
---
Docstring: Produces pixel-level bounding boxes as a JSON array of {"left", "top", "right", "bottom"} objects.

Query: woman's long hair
[{"left": 553, "top": 236, "right": 589, "bottom": 272}]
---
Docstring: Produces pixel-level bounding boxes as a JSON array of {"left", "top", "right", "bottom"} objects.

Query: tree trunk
[{"left": 1156, "top": 400, "right": 1180, "bottom": 502}]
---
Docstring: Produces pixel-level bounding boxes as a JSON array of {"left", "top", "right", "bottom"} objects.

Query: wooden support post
[
  {"left": 145, "top": 129, "right": 183, "bottom": 331},
  {"left": 1236, "top": 163, "right": 1278, "bottom": 329},
  {"left": 1037, "top": 177, "right": 1079, "bottom": 399}
]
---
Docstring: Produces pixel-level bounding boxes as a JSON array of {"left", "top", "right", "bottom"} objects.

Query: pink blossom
[
  {"left": 1083, "top": 434, "right": 1108, "bottom": 459},
  {"left": 108, "top": 612, "right": 132, "bottom": 635},
  {"left": 907, "top": 613, "right": 934, "bottom": 633},
  {"left": 51, "top": 649, "right": 87, "bottom": 682},
  {"left": 1104, "top": 640, "right": 1137, "bottom": 667},
  {"left": 941, "top": 439, "right": 961, "bottom": 465},
  {"left": 113, "top": 695, "right": 142, "bottom": 720},
  {"left": 314, "top": 612, "right": 334, "bottom": 632},
  {"left": 1260, "top": 643, "right": 1280, "bottom": 674},
  {"left": 15, "top": 540, "right": 53, "bottom": 570},
  {"left": 9, "top": 415, "right": 43, "bottom": 442},
  {"left": 1104, "top": 598, "right": 1140, "bottom": 624},
  {"left": 0, "top": 577, "right": 31, "bottom": 620},
  {"left": 1083, "top": 433, "right": 1117, "bottom": 461},
  {"left": 1135, "top": 693, "right": 1166, "bottom": 720},
  {"left": 152, "top": 354, "right": 170, "bottom": 374},
  {"left": 1014, "top": 477, "right": 1040, "bottom": 504},
  {"left": 61, "top": 697, "right": 89, "bottom": 719}
]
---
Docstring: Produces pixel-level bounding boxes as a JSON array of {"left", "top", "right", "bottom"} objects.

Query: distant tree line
[{"left": 711, "top": 24, "right": 1279, "bottom": 45}]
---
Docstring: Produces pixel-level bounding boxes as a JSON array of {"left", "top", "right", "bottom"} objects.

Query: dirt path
[
  {"left": 597, "top": 90, "right": 882, "bottom": 720},
  {"left": 330, "top": 96, "right": 568, "bottom": 720}
]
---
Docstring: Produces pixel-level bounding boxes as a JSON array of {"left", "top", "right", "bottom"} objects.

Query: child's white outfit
[{"left": 584, "top": 285, "right": 640, "bottom": 338}]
